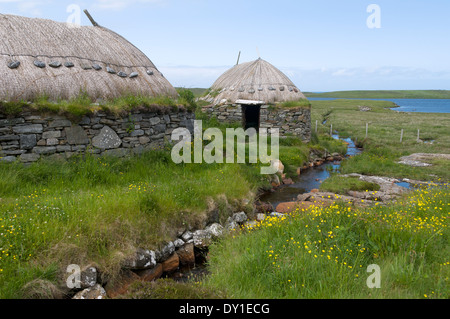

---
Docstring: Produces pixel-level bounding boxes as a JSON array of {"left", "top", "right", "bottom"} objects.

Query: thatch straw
[
  {"left": 204, "top": 58, "right": 306, "bottom": 105},
  {"left": 0, "top": 14, "right": 178, "bottom": 101}
]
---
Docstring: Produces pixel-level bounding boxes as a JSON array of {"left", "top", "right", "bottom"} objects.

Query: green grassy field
[
  {"left": 304, "top": 90, "right": 450, "bottom": 99},
  {"left": 311, "top": 99, "right": 450, "bottom": 182},
  {"left": 0, "top": 106, "right": 344, "bottom": 298},
  {"left": 0, "top": 95, "right": 448, "bottom": 299}
]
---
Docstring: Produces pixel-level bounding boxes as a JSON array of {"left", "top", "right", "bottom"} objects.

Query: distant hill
[
  {"left": 304, "top": 90, "right": 450, "bottom": 99},
  {"left": 176, "top": 88, "right": 208, "bottom": 97}
]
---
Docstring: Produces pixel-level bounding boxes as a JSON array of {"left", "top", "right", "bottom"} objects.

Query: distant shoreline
[
  {"left": 303, "top": 90, "right": 450, "bottom": 99},
  {"left": 179, "top": 88, "right": 450, "bottom": 100}
]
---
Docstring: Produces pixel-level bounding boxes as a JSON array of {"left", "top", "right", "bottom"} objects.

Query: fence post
[
  {"left": 330, "top": 124, "right": 333, "bottom": 136},
  {"left": 400, "top": 129, "right": 404, "bottom": 143},
  {"left": 365, "top": 123, "right": 368, "bottom": 139},
  {"left": 417, "top": 129, "right": 420, "bottom": 142},
  {"left": 315, "top": 120, "right": 318, "bottom": 133}
]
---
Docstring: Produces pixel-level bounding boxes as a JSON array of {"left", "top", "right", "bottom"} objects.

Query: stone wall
[
  {"left": 201, "top": 104, "right": 311, "bottom": 142},
  {"left": 0, "top": 109, "right": 195, "bottom": 163}
]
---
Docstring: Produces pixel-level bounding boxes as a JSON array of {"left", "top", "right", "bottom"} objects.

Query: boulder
[
  {"left": 158, "top": 242, "right": 175, "bottom": 262},
  {"left": 50, "top": 119, "right": 72, "bottom": 128},
  {"left": 193, "top": 230, "right": 212, "bottom": 248},
  {"left": 162, "top": 253, "right": 179, "bottom": 273},
  {"left": 135, "top": 263, "right": 163, "bottom": 282},
  {"left": 231, "top": 212, "right": 248, "bottom": 224},
  {"left": 20, "top": 134, "right": 37, "bottom": 150},
  {"left": 13, "top": 124, "right": 43, "bottom": 134},
  {"left": 122, "top": 248, "right": 157, "bottom": 270},
  {"left": 79, "top": 266, "right": 98, "bottom": 289},
  {"left": 19, "top": 153, "right": 40, "bottom": 163},
  {"left": 73, "top": 284, "right": 107, "bottom": 300},
  {"left": 275, "top": 201, "right": 314, "bottom": 214},
  {"left": 270, "top": 159, "right": 284, "bottom": 175},
  {"left": 225, "top": 218, "right": 239, "bottom": 231},
  {"left": 180, "top": 230, "right": 194, "bottom": 242},
  {"left": 173, "top": 238, "right": 185, "bottom": 248},
  {"left": 92, "top": 126, "right": 122, "bottom": 149},
  {"left": 177, "top": 243, "right": 195, "bottom": 266},
  {"left": 65, "top": 125, "right": 89, "bottom": 145},
  {"left": 206, "top": 223, "right": 224, "bottom": 238}
]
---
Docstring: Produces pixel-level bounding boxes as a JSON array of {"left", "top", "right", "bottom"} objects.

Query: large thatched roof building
[
  {"left": 201, "top": 58, "right": 311, "bottom": 141},
  {"left": 203, "top": 58, "right": 306, "bottom": 105},
  {"left": 0, "top": 13, "right": 177, "bottom": 101}
]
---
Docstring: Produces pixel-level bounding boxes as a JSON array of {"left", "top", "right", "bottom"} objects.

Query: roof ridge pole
[
  {"left": 236, "top": 51, "right": 241, "bottom": 65},
  {"left": 83, "top": 9, "right": 99, "bottom": 27}
]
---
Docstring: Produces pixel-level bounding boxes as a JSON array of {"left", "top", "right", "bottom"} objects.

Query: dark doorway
[{"left": 242, "top": 105, "right": 261, "bottom": 130}]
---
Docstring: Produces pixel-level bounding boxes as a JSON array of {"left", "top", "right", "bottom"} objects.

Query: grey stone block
[
  {"left": 13, "top": 124, "right": 43, "bottom": 134},
  {"left": 65, "top": 125, "right": 89, "bottom": 145},
  {"left": 20, "top": 134, "right": 37, "bottom": 150}
]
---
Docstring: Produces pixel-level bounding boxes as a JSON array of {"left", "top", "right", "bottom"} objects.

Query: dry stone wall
[
  {"left": 202, "top": 104, "right": 311, "bottom": 142},
  {"left": 0, "top": 109, "right": 195, "bottom": 163}
]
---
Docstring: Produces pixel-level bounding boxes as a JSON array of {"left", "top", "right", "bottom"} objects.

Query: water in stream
[{"left": 259, "top": 134, "right": 363, "bottom": 208}]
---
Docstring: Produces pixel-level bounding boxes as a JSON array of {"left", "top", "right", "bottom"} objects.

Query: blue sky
[{"left": 1, "top": 0, "right": 449, "bottom": 91}]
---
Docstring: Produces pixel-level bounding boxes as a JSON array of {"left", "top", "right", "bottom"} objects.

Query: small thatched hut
[
  {"left": 202, "top": 58, "right": 311, "bottom": 141},
  {"left": 0, "top": 13, "right": 178, "bottom": 101},
  {"left": 203, "top": 58, "right": 306, "bottom": 105}
]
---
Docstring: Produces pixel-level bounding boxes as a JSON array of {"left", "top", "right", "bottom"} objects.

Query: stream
[
  {"left": 170, "top": 134, "right": 363, "bottom": 282},
  {"left": 259, "top": 134, "right": 363, "bottom": 208},
  {"left": 168, "top": 134, "right": 424, "bottom": 284}
]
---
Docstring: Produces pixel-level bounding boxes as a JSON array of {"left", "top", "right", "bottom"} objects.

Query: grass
[
  {"left": 2, "top": 103, "right": 347, "bottom": 298},
  {"left": 304, "top": 90, "right": 450, "bottom": 99},
  {"left": 277, "top": 99, "right": 311, "bottom": 109},
  {"left": 199, "top": 97, "right": 449, "bottom": 299},
  {"left": 203, "top": 185, "right": 449, "bottom": 298},
  {"left": 0, "top": 147, "right": 268, "bottom": 298},
  {"left": 1, "top": 94, "right": 448, "bottom": 299},
  {"left": 320, "top": 175, "right": 381, "bottom": 194},
  {"left": 310, "top": 99, "right": 450, "bottom": 182},
  {"left": 0, "top": 91, "right": 197, "bottom": 118}
]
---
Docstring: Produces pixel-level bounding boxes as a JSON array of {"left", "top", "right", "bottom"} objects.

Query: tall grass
[{"left": 0, "top": 149, "right": 266, "bottom": 298}]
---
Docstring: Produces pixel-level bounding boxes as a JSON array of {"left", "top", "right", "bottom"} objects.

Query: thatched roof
[
  {"left": 0, "top": 13, "right": 178, "bottom": 101},
  {"left": 204, "top": 58, "right": 306, "bottom": 105}
]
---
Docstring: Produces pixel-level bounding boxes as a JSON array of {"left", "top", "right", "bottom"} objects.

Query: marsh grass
[{"left": 310, "top": 99, "right": 450, "bottom": 181}]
